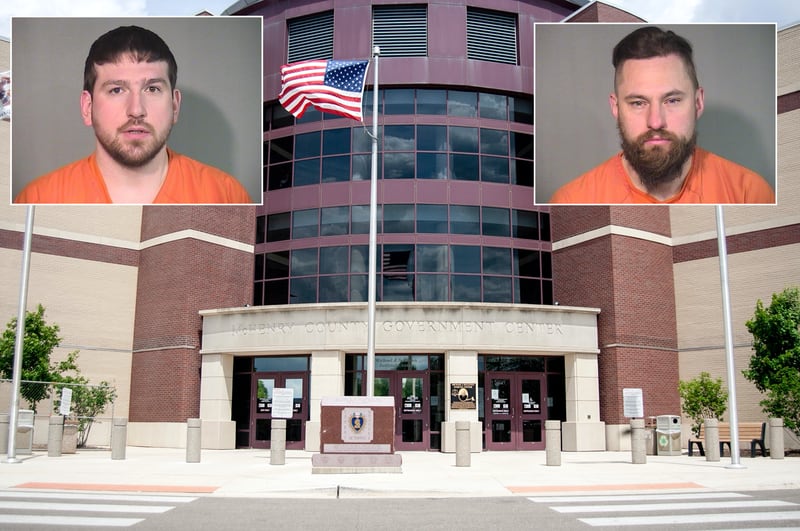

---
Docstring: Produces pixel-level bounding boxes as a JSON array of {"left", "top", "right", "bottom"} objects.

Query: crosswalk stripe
[
  {"left": 552, "top": 499, "right": 795, "bottom": 513},
  {"left": 528, "top": 492, "right": 750, "bottom": 503},
  {"left": 1, "top": 491, "right": 197, "bottom": 503},
  {"left": 0, "top": 514, "right": 143, "bottom": 527},
  {"left": 0, "top": 500, "right": 174, "bottom": 514},
  {"left": 580, "top": 510, "right": 800, "bottom": 527}
]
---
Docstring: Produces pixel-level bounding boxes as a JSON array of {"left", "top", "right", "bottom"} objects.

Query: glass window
[
  {"left": 543, "top": 280, "right": 553, "bottom": 304},
  {"left": 542, "top": 251, "right": 552, "bottom": 278},
  {"left": 292, "top": 209, "right": 319, "bottom": 239},
  {"left": 510, "top": 96, "right": 533, "bottom": 124},
  {"left": 450, "top": 205, "right": 480, "bottom": 234},
  {"left": 256, "top": 215, "right": 265, "bottom": 244},
  {"left": 479, "top": 93, "right": 507, "bottom": 120},
  {"left": 323, "top": 128, "right": 351, "bottom": 155},
  {"left": 320, "top": 246, "right": 349, "bottom": 274},
  {"left": 352, "top": 127, "right": 372, "bottom": 153},
  {"left": 511, "top": 131, "right": 533, "bottom": 159},
  {"left": 385, "top": 89, "right": 415, "bottom": 114},
  {"left": 296, "top": 106, "right": 322, "bottom": 124},
  {"left": 290, "top": 277, "right": 317, "bottom": 303},
  {"left": 384, "top": 204, "right": 414, "bottom": 233},
  {"left": 268, "top": 162, "right": 292, "bottom": 190},
  {"left": 417, "top": 274, "right": 448, "bottom": 301},
  {"left": 270, "top": 136, "right": 293, "bottom": 164},
  {"left": 483, "top": 276, "right": 512, "bottom": 303},
  {"left": 382, "top": 244, "right": 414, "bottom": 301},
  {"left": 254, "top": 254, "right": 264, "bottom": 281},
  {"left": 351, "top": 205, "right": 374, "bottom": 234},
  {"left": 350, "top": 274, "right": 368, "bottom": 302},
  {"left": 350, "top": 245, "right": 370, "bottom": 273},
  {"left": 322, "top": 155, "right": 351, "bottom": 182},
  {"left": 515, "top": 249, "right": 540, "bottom": 277},
  {"left": 516, "top": 277, "right": 541, "bottom": 304},
  {"left": 511, "top": 159, "right": 533, "bottom": 187},
  {"left": 320, "top": 206, "right": 349, "bottom": 236},
  {"left": 265, "top": 279, "right": 289, "bottom": 304},
  {"left": 254, "top": 281, "right": 263, "bottom": 306},
  {"left": 513, "top": 210, "right": 539, "bottom": 239},
  {"left": 266, "top": 212, "right": 290, "bottom": 242},
  {"left": 482, "top": 207, "right": 510, "bottom": 237},
  {"left": 417, "top": 153, "right": 447, "bottom": 179},
  {"left": 417, "top": 244, "right": 448, "bottom": 272},
  {"left": 352, "top": 154, "right": 371, "bottom": 181},
  {"left": 319, "top": 276, "right": 348, "bottom": 302},
  {"left": 480, "top": 128, "right": 508, "bottom": 156},
  {"left": 451, "top": 275, "right": 480, "bottom": 301},
  {"left": 540, "top": 213, "right": 551, "bottom": 241},
  {"left": 449, "top": 126, "right": 479, "bottom": 153},
  {"left": 295, "top": 131, "right": 321, "bottom": 159},
  {"left": 417, "top": 89, "right": 446, "bottom": 115},
  {"left": 272, "top": 104, "right": 293, "bottom": 130},
  {"left": 451, "top": 245, "right": 481, "bottom": 273},
  {"left": 384, "top": 125, "right": 415, "bottom": 151},
  {"left": 293, "top": 159, "right": 320, "bottom": 187},
  {"left": 450, "top": 154, "right": 479, "bottom": 181},
  {"left": 417, "top": 125, "right": 447, "bottom": 151},
  {"left": 481, "top": 156, "right": 509, "bottom": 183},
  {"left": 291, "top": 248, "right": 318, "bottom": 276},
  {"left": 266, "top": 251, "right": 290, "bottom": 279},
  {"left": 448, "top": 90, "right": 477, "bottom": 117},
  {"left": 416, "top": 204, "right": 448, "bottom": 233},
  {"left": 384, "top": 153, "right": 414, "bottom": 179},
  {"left": 483, "top": 246, "right": 511, "bottom": 275}
]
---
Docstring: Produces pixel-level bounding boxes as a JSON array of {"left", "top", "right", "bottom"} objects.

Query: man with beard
[
  {"left": 550, "top": 26, "right": 774, "bottom": 204},
  {"left": 15, "top": 25, "right": 251, "bottom": 204}
]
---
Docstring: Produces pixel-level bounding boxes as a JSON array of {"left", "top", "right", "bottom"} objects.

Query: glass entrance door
[
  {"left": 251, "top": 372, "right": 307, "bottom": 449},
  {"left": 484, "top": 373, "right": 546, "bottom": 450},
  {"left": 374, "top": 371, "right": 429, "bottom": 450}
]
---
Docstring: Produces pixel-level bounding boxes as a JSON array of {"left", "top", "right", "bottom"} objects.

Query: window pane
[
  {"left": 516, "top": 277, "right": 541, "bottom": 304},
  {"left": 452, "top": 275, "right": 480, "bottom": 301},
  {"left": 483, "top": 246, "right": 511, "bottom": 275},
  {"left": 351, "top": 205, "right": 374, "bottom": 234},
  {"left": 320, "top": 246, "right": 349, "bottom": 274},
  {"left": 417, "top": 153, "right": 447, "bottom": 179},
  {"left": 266, "top": 251, "right": 289, "bottom": 279},
  {"left": 417, "top": 274, "right": 448, "bottom": 301},
  {"left": 290, "top": 277, "right": 317, "bottom": 303},
  {"left": 540, "top": 213, "right": 551, "bottom": 241},
  {"left": 254, "top": 254, "right": 264, "bottom": 281},
  {"left": 382, "top": 244, "right": 414, "bottom": 301},
  {"left": 484, "top": 275, "right": 512, "bottom": 302},
  {"left": 292, "top": 209, "right": 319, "bottom": 239},
  {"left": 450, "top": 126, "right": 479, "bottom": 153},
  {"left": 320, "top": 206, "right": 350, "bottom": 236},
  {"left": 295, "top": 131, "right": 321, "bottom": 158},
  {"left": 350, "top": 245, "right": 370, "bottom": 273},
  {"left": 511, "top": 132, "right": 533, "bottom": 159},
  {"left": 352, "top": 127, "right": 371, "bottom": 153},
  {"left": 450, "top": 154, "right": 479, "bottom": 181},
  {"left": 352, "top": 154, "right": 371, "bottom": 181},
  {"left": 384, "top": 153, "right": 414, "bottom": 179},
  {"left": 513, "top": 210, "right": 539, "bottom": 239},
  {"left": 270, "top": 136, "right": 293, "bottom": 163},
  {"left": 291, "top": 248, "right": 318, "bottom": 276},
  {"left": 481, "top": 156, "right": 509, "bottom": 183},
  {"left": 480, "top": 128, "right": 508, "bottom": 156},
  {"left": 384, "top": 125, "right": 415, "bottom": 151},
  {"left": 482, "top": 207, "right": 510, "bottom": 237},
  {"left": 268, "top": 162, "right": 292, "bottom": 190},
  {"left": 350, "top": 274, "right": 368, "bottom": 302},
  {"left": 322, "top": 155, "right": 351, "bottom": 182},
  {"left": 256, "top": 215, "right": 266, "bottom": 244},
  {"left": 294, "top": 159, "right": 320, "bottom": 187},
  {"left": 384, "top": 204, "right": 414, "bottom": 233},
  {"left": 416, "top": 204, "right": 448, "bottom": 233},
  {"left": 385, "top": 89, "right": 414, "bottom": 114},
  {"left": 479, "top": 93, "right": 507, "bottom": 120},
  {"left": 417, "top": 244, "right": 448, "bottom": 272},
  {"left": 450, "top": 205, "right": 480, "bottom": 234},
  {"left": 510, "top": 96, "right": 533, "bottom": 124},
  {"left": 417, "top": 125, "right": 447, "bottom": 151},
  {"left": 319, "top": 275, "right": 348, "bottom": 302},
  {"left": 542, "top": 251, "right": 552, "bottom": 278},
  {"left": 515, "top": 249, "right": 540, "bottom": 277},
  {"left": 323, "top": 128, "right": 351, "bottom": 155},
  {"left": 448, "top": 90, "right": 477, "bottom": 117},
  {"left": 411, "top": 88, "right": 444, "bottom": 114},
  {"left": 511, "top": 159, "right": 533, "bottom": 187},
  {"left": 451, "top": 245, "right": 480, "bottom": 273},
  {"left": 265, "top": 279, "right": 289, "bottom": 305},
  {"left": 296, "top": 106, "right": 322, "bottom": 124},
  {"left": 266, "top": 212, "right": 290, "bottom": 242},
  {"left": 543, "top": 280, "right": 553, "bottom": 305}
]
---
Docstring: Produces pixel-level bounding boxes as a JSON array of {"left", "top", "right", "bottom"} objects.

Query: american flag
[{"left": 279, "top": 59, "right": 369, "bottom": 122}]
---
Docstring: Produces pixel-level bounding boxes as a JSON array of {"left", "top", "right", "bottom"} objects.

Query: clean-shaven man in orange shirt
[
  {"left": 15, "top": 25, "right": 251, "bottom": 204},
  {"left": 550, "top": 26, "right": 774, "bottom": 205}
]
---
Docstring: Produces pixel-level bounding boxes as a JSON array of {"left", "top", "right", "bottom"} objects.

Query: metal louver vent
[
  {"left": 467, "top": 8, "right": 517, "bottom": 65},
  {"left": 288, "top": 11, "right": 334, "bottom": 63},
  {"left": 373, "top": 5, "right": 427, "bottom": 57}
]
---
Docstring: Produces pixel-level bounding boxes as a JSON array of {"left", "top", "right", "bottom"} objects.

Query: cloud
[{"left": 0, "top": 0, "right": 148, "bottom": 39}]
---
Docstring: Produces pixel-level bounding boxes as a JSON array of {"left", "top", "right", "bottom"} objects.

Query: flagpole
[{"left": 366, "top": 46, "right": 380, "bottom": 397}]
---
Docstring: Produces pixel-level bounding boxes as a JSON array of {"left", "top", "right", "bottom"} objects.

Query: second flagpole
[{"left": 366, "top": 46, "right": 380, "bottom": 397}]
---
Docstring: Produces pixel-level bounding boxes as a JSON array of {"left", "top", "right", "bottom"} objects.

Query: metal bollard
[
  {"left": 0, "top": 414, "right": 8, "bottom": 454},
  {"left": 455, "top": 421, "right": 470, "bottom": 467},
  {"left": 769, "top": 418, "right": 784, "bottom": 459},
  {"left": 186, "top": 418, "right": 202, "bottom": 463},
  {"left": 111, "top": 417, "right": 128, "bottom": 460},
  {"left": 48, "top": 415, "right": 64, "bottom": 457},
  {"left": 270, "top": 419, "right": 287, "bottom": 465},
  {"left": 545, "top": 420, "right": 561, "bottom": 466},
  {"left": 630, "top": 419, "right": 646, "bottom": 464},
  {"left": 704, "top": 418, "right": 720, "bottom": 462}
]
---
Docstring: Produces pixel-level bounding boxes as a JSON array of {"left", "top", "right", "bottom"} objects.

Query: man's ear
[
  {"left": 609, "top": 92, "right": 619, "bottom": 120},
  {"left": 695, "top": 86, "right": 705, "bottom": 120},
  {"left": 172, "top": 89, "right": 181, "bottom": 124},
  {"left": 80, "top": 91, "right": 93, "bottom": 126}
]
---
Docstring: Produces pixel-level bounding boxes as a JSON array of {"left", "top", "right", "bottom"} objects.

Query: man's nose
[
  {"left": 647, "top": 103, "right": 666, "bottom": 130},
  {"left": 127, "top": 91, "right": 146, "bottom": 118}
]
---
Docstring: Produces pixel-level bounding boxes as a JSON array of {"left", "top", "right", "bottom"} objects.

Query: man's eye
[
  {"left": 145, "top": 86, "right": 161, "bottom": 93},
  {"left": 108, "top": 87, "right": 123, "bottom": 94},
  {"left": 630, "top": 100, "right": 646, "bottom": 108},
  {"left": 665, "top": 97, "right": 682, "bottom": 105}
]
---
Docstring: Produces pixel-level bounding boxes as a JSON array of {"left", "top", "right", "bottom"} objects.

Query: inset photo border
[{"left": 534, "top": 23, "right": 776, "bottom": 205}]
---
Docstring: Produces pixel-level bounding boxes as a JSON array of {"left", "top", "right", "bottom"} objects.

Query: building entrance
[
  {"left": 484, "top": 372, "right": 546, "bottom": 450},
  {"left": 374, "top": 370, "right": 428, "bottom": 450},
  {"left": 251, "top": 372, "right": 308, "bottom": 449}
]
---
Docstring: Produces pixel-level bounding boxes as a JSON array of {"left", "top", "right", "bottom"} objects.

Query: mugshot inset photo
[
  {"left": 534, "top": 23, "right": 776, "bottom": 205},
  {"left": 11, "top": 17, "right": 263, "bottom": 205}
]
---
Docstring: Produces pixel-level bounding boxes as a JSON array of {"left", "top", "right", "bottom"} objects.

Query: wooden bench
[{"left": 688, "top": 421, "right": 766, "bottom": 457}]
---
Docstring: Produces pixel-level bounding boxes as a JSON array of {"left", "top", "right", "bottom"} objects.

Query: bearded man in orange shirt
[
  {"left": 550, "top": 26, "right": 774, "bottom": 205},
  {"left": 15, "top": 25, "right": 252, "bottom": 204}
]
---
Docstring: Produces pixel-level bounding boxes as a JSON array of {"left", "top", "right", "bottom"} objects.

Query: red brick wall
[{"left": 130, "top": 206, "right": 255, "bottom": 422}]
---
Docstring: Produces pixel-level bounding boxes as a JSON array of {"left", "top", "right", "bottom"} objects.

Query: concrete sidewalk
[{"left": 0, "top": 447, "right": 798, "bottom": 498}]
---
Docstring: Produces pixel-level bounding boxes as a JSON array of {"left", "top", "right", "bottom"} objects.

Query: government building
[{"left": 1, "top": 1, "right": 798, "bottom": 453}]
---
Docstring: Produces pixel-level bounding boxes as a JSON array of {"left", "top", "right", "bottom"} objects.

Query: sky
[{"left": 1, "top": 0, "right": 799, "bottom": 41}]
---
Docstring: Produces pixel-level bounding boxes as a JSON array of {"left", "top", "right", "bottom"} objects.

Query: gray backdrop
[
  {"left": 11, "top": 17, "right": 263, "bottom": 203},
  {"left": 534, "top": 23, "right": 777, "bottom": 204}
]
